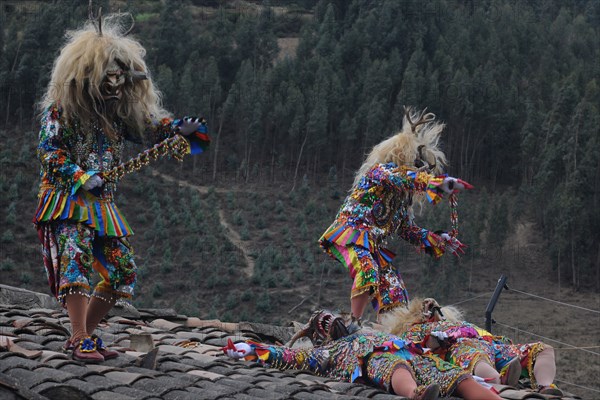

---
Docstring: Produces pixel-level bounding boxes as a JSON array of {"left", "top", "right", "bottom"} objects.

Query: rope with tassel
[{"left": 449, "top": 193, "right": 459, "bottom": 238}]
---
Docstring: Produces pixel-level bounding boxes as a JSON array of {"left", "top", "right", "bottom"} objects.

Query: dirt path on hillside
[
  {"left": 151, "top": 170, "right": 321, "bottom": 297},
  {"left": 151, "top": 170, "right": 255, "bottom": 276},
  {"left": 217, "top": 208, "right": 255, "bottom": 277}
]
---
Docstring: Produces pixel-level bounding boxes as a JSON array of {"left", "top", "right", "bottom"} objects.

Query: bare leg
[
  {"left": 455, "top": 377, "right": 502, "bottom": 400},
  {"left": 473, "top": 360, "right": 500, "bottom": 384},
  {"left": 66, "top": 293, "right": 105, "bottom": 362},
  {"left": 350, "top": 292, "right": 370, "bottom": 319},
  {"left": 86, "top": 295, "right": 116, "bottom": 335},
  {"left": 66, "top": 293, "right": 89, "bottom": 342},
  {"left": 390, "top": 367, "right": 418, "bottom": 398},
  {"left": 533, "top": 347, "right": 556, "bottom": 387},
  {"left": 85, "top": 294, "right": 119, "bottom": 359}
]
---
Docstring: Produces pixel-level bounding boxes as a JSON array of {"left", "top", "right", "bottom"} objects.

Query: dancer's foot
[
  {"left": 538, "top": 384, "right": 563, "bottom": 396},
  {"left": 63, "top": 339, "right": 74, "bottom": 352},
  {"left": 412, "top": 383, "right": 440, "bottom": 400},
  {"left": 92, "top": 335, "right": 119, "bottom": 360},
  {"left": 72, "top": 336, "right": 104, "bottom": 363},
  {"left": 500, "top": 358, "right": 522, "bottom": 387}
]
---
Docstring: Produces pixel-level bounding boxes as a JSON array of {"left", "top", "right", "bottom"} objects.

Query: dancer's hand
[
  {"left": 440, "top": 233, "right": 466, "bottom": 256},
  {"left": 440, "top": 177, "right": 473, "bottom": 194},
  {"left": 430, "top": 331, "right": 449, "bottom": 342},
  {"left": 427, "top": 331, "right": 448, "bottom": 349},
  {"left": 176, "top": 117, "right": 205, "bottom": 136},
  {"left": 222, "top": 339, "right": 254, "bottom": 359},
  {"left": 83, "top": 175, "right": 104, "bottom": 191}
]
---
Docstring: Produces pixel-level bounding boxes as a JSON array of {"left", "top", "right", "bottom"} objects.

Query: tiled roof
[{"left": 0, "top": 285, "right": 583, "bottom": 400}]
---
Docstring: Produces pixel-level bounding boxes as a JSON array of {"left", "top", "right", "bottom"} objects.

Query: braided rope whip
[{"left": 102, "top": 134, "right": 190, "bottom": 183}]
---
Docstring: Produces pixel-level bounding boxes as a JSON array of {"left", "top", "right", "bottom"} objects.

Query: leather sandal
[
  {"left": 538, "top": 384, "right": 563, "bottom": 396},
  {"left": 500, "top": 357, "right": 522, "bottom": 387},
  {"left": 63, "top": 339, "right": 74, "bottom": 352},
  {"left": 92, "top": 335, "right": 119, "bottom": 360},
  {"left": 72, "top": 336, "right": 104, "bottom": 363},
  {"left": 412, "top": 383, "right": 440, "bottom": 400}
]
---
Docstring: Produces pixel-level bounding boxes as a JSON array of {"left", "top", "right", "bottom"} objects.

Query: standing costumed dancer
[
  {"left": 319, "top": 107, "right": 472, "bottom": 326},
  {"left": 33, "top": 10, "right": 209, "bottom": 363},
  {"left": 222, "top": 310, "right": 502, "bottom": 400},
  {"left": 383, "top": 299, "right": 562, "bottom": 396}
]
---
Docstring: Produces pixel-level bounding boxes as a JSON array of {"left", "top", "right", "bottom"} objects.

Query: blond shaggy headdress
[
  {"left": 380, "top": 297, "right": 465, "bottom": 336},
  {"left": 40, "top": 11, "right": 168, "bottom": 138},
  {"left": 352, "top": 107, "right": 447, "bottom": 187}
]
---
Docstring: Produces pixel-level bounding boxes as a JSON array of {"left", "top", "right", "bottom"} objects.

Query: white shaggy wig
[
  {"left": 40, "top": 13, "right": 169, "bottom": 138},
  {"left": 380, "top": 297, "right": 466, "bottom": 336},
  {"left": 353, "top": 107, "right": 447, "bottom": 187}
]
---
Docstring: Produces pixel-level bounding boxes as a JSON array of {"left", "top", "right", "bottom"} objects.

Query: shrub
[
  {"left": 226, "top": 191, "right": 235, "bottom": 208},
  {"left": 256, "top": 217, "right": 266, "bottom": 229},
  {"left": 256, "top": 291, "right": 271, "bottom": 312},
  {"left": 274, "top": 200, "right": 284, "bottom": 214},
  {"left": 7, "top": 183, "right": 18, "bottom": 201},
  {"left": 152, "top": 283, "right": 163, "bottom": 298},
  {"left": 240, "top": 226, "right": 250, "bottom": 240},
  {"left": 1, "top": 258, "right": 15, "bottom": 271},
  {"left": 225, "top": 292, "right": 238, "bottom": 310},
  {"left": 240, "top": 289, "right": 252, "bottom": 302},
  {"left": 1, "top": 229, "right": 14, "bottom": 243},
  {"left": 233, "top": 210, "right": 244, "bottom": 226},
  {"left": 20, "top": 272, "right": 31, "bottom": 285},
  {"left": 6, "top": 203, "right": 16, "bottom": 225}
]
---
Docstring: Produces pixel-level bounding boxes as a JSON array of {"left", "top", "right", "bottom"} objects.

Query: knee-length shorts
[{"left": 39, "top": 222, "right": 136, "bottom": 306}]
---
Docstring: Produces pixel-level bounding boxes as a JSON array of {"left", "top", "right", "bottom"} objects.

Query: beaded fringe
[{"left": 58, "top": 283, "right": 131, "bottom": 307}]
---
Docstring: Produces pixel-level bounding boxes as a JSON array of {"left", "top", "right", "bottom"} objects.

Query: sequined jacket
[
  {"left": 33, "top": 105, "right": 180, "bottom": 237},
  {"left": 399, "top": 321, "right": 484, "bottom": 346},
  {"left": 244, "top": 332, "right": 414, "bottom": 383},
  {"left": 320, "top": 163, "right": 448, "bottom": 259},
  {"left": 399, "top": 321, "right": 510, "bottom": 348},
  {"left": 242, "top": 331, "right": 469, "bottom": 396}
]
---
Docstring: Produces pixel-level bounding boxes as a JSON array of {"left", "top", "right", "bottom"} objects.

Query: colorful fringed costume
[
  {"left": 400, "top": 321, "right": 493, "bottom": 372},
  {"left": 31, "top": 9, "right": 210, "bottom": 363},
  {"left": 33, "top": 12, "right": 209, "bottom": 310},
  {"left": 400, "top": 320, "right": 548, "bottom": 388},
  {"left": 233, "top": 331, "right": 470, "bottom": 397},
  {"left": 34, "top": 106, "right": 207, "bottom": 305},
  {"left": 385, "top": 299, "right": 552, "bottom": 390},
  {"left": 320, "top": 164, "right": 455, "bottom": 314},
  {"left": 319, "top": 108, "right": 471, "bottom": 319}
]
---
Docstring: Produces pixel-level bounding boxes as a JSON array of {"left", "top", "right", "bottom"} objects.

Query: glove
[
  {"left": 440, "top": 233, "right": 466, "bottom": 256},
  {"left": 82, "top": 175, "right": 104, "bottom": 191},
  {"left": 222, "top": 338, "right": 255, "bottom": 359},
  {"left": 176, "top": 117, "right": 204, "bottom": 136},
  {"left": 439, "top": 177, "right": 473, "bottom": 194}
]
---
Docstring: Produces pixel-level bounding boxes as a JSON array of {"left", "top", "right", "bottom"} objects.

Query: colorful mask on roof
[{"left": 287, "top": 309, "right": 350, "bottom": 347}]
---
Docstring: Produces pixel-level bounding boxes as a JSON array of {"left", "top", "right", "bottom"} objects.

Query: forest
[{"left": 1, "top": 0, "right": 598, "bottom": 295}]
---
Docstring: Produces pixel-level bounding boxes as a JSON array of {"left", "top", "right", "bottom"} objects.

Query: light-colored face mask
[
  {"left": 415, "top": 145, "right": 438, "bottom": 172},
  {"left": 422, "top": 298, "right": 444, "bottom": 322},
  {"left": 100, "top": 60, "right": 126, "bottom": 102}
]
